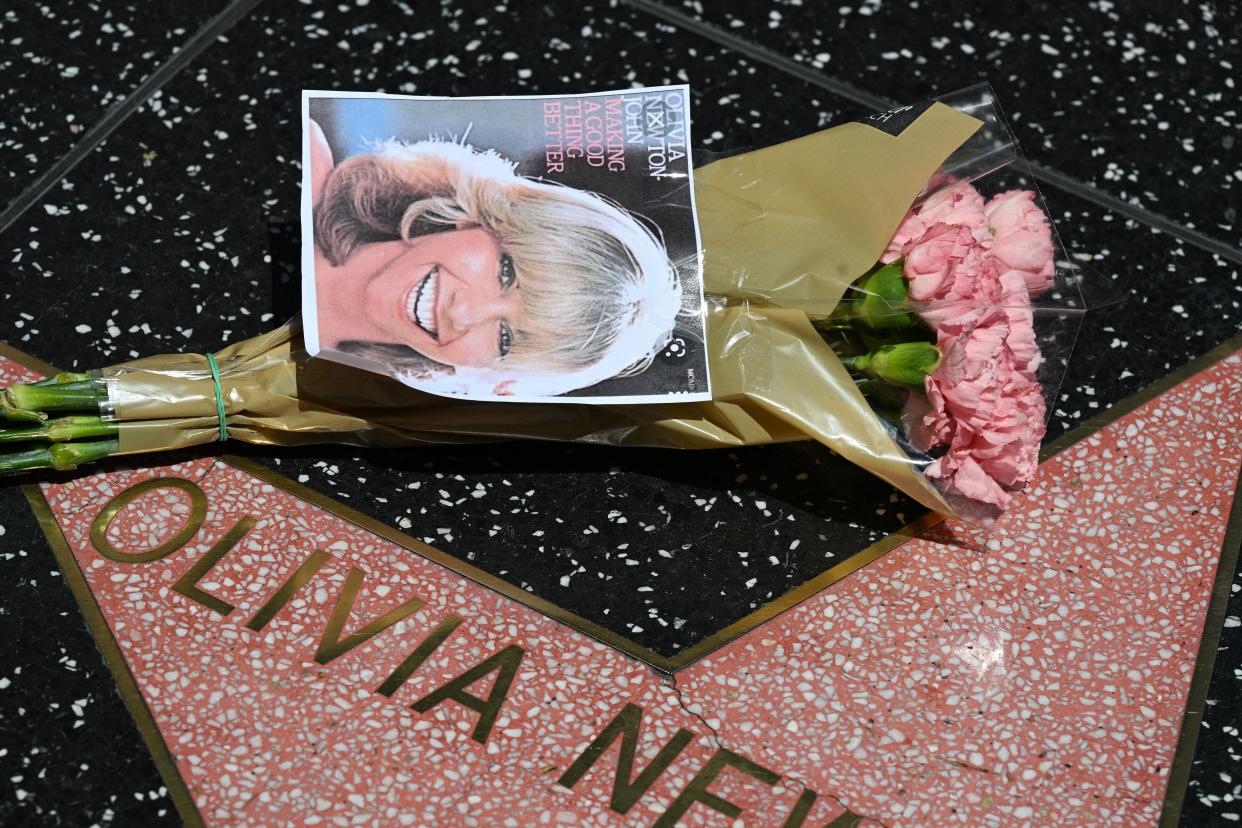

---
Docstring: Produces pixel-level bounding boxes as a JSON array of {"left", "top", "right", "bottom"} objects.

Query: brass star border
[{"left": 3, "top": 334, "right": 1241, "bottom": 828}]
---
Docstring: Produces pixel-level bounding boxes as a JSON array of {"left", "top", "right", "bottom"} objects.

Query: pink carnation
[
  {"left": 908, "top": 246, "right": 1001, "bottom": 329},
  {"left": 876, "top": 184, "right": 1054, "bottom": 513},
  {"left": 905, "top": 251, "right": 1044, "bottom": 332},
  {"left": 924, "top": 377, "right": 1045, "bottom": 507},
  {"left": 881, "top": 180, "right": 989, "bottom": 264},
  {"left": 899, "top": 222, "right": 976, "bottom": 302},
  {"left": 920, "top": 179, "right": 989, "bottom": 230},
  {"left": 902, "top": 282, "right": 1046, "bottom": 508},
  {"left": 881, "top": 187, "right": 1059, "bottom": 332},
  {"left": 984, "top": 190, "right": 1056, "bottom": 297},
  {"left": 880, "top": 210, "right": 927, "bottom": 265}
]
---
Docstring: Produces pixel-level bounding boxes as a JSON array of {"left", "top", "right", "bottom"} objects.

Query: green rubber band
[{"left": 205, "top": 353, "right": 228, "bottom": 442}]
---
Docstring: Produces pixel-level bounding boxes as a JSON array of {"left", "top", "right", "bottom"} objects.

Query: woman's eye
[
  {"left": 498, "top": 321, "right": 513, "bottom": 358},
  {"left": 499, "top": 253, "right": 517, "bottom": 289}
]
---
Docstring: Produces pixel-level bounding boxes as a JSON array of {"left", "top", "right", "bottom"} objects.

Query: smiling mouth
[{"left": 406, "top": 266, "right": 439, "bottom": 340}]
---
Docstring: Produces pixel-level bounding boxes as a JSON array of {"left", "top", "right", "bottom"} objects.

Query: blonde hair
[{"left": 316, "top": 139, "right": 684, "bottom": 396}]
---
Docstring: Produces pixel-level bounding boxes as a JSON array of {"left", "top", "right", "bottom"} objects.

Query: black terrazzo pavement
[
  {"left": 0, "top": 484, "right": 174, "bottom": 826},
  {"left": 0, "top": 0, "right": 233, "bottom": 212},
  {"left": 1, "top": 0, "right": 1239, "bottom": 824},
  {"left": 658, "top": 0, "right": 1242, "bottom": 249},
  {"left": 0, "top": 0, "right": 901, "bottom": 658}
]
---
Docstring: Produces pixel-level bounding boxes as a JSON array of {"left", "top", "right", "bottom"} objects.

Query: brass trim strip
[
  {"left": 1159, "top": 464, "right": 1242, "bottom": 828},
  {"left": 0, "top": 341, "right": 61, "bottom": 379},
  {"left": 664, "top": 331, "right": 1242, "bottom": 671},
  {"left": 220, "top": 458, "right": 941, "bottom": 673},
  {"left": 216, "top": 455, "right": 946, "bottom": 673},
  {"left": 219, "top": 455, "right": 678, "bottom": 670},
  {"left": 5, "top": 332, "right": 1241, "bottom": 674},
  {"left": 667, "top": 511, "right": 945, "bottom": 669},
  {"left": 20, "top": 483, "right": 206, "bottom": 828},
  {"left": 5, "top": 332, "right": 1242, "bottom": 826},
  {"left": 1039, "top": 331, "right": 1242, "bottom": 461}
]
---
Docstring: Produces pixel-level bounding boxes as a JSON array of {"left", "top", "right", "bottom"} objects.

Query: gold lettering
[
  {"left": 556, "top": 703, "right": 696, "bottom": 815},
  {"left": 314, "top": 568, "right": 426, "bottom": 664},
  {"left": 90, "top": 478, "right": 207, "bottom": 564},
  {"left": 654, "top": 748, "right": 781, "bottom": 827},
  {"left": 410, "top": 645, "right": 524, "bottom": 744},
  {"left": 780, "top": 787, "right": 818, "bottom": 827},
  {"left": 376, "top": 614, "right": 464, "bottom": 697},
  {"left": 171, "top": 516, "right": 257, "bottom": 616},
  {"left": 245, "top": 550, "right": 332, "bottom": 631},
  {"left": 823, "top": 808, "right": 863, "bottom": 828},
  {"left": 247, "top": 556, "right": 426, "bottom": 665}
]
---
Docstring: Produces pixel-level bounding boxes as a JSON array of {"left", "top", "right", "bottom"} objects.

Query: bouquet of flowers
[
  {"left": 0, "top": 85, "right": 1083, "bottom": 523},
  {"left": 820, "top": 180, "right": 1056, "bottom": 516}
]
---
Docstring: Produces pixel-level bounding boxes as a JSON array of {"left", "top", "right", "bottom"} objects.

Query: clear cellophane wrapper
[{"left": 99, "top": 85, "right": 1087, "bottom": 522}]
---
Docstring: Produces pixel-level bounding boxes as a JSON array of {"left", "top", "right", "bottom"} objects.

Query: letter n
[{"left": 556, "top": 703, "right": 696, "bottom": 815}]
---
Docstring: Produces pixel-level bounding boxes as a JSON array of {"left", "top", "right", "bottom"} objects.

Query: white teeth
[{"left": 407, "top": 268, "right": 438, "bottom": 338}]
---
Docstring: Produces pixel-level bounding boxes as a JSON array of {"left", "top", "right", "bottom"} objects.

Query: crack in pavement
[
  {"left": 656, "top": 667, "right": 891, "bottom": 827},
  {"left": 662, "top": 669, "right": 723, "bottom": 750}
]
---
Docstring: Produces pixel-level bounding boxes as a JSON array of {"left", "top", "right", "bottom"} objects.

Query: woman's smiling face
[{"left": 357, "top": 227, "right": 526, "bottom": 368}]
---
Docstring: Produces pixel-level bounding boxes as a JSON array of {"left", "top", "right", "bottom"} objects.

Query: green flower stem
[
  {"left": 0, "top": 415, "right": 118, "bottom": 445},
  {"left": 2, "top": 399, "right": 46, "bottom": 423},
  {"left": 0, "top": 438, "right": 120, "bottom": 474},
  {"left": 31, "top": 372, "right": 95, "bottom": 387},
  {"left": 820, "top": 263, "right": 919, "bottom": 331},
  {"left": 841, "top": 341, "right": 941, "bottom": 390},
  {"left": 4, "top": 379, "right": 102, "bottom": 414}
]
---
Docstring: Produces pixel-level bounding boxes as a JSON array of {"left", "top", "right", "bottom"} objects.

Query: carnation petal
[
  {"left": 947, "top": 455, "right": 1012, "bottom": 507},
  {"left": 902, "top": 392, "right": 940, "bottom": 452}
]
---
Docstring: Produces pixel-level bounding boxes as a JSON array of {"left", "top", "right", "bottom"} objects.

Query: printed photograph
[{"left": 301, "top": 88, "right": 709, "bottom": 403}]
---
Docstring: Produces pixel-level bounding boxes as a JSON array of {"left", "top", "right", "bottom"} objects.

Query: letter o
[{"left": 90, "top": 478, "right": 208, "bottom": 564}]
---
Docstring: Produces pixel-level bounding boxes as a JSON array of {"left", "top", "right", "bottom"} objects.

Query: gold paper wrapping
[{"left": 105, "top": 103, "right": 981, "bottom": 515}]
